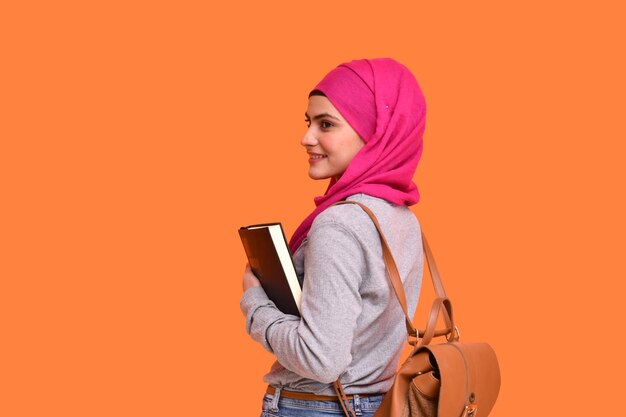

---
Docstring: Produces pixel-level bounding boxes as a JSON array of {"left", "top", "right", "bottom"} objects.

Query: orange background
[{"left": 1, "top": 1, "right": 625, "bottom": 415}]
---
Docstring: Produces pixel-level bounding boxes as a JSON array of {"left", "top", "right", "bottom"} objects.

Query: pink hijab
[{"left": 289, "top": 58, "right": 426, "bottom": 253}]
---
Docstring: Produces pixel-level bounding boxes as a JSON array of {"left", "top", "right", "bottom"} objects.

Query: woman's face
[{"left": 302, "top": 95, "right": 365, "bottom": 181}]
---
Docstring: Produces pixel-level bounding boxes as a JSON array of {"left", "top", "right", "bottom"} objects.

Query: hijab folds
[{"left": 289, "top": 58, "right": 427, "bottom": 253}]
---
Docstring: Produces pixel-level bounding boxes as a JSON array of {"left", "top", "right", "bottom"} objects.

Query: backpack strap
[
  {"left": 332, "top": 201, "right": 453, "bottom": 340},
  {"left": 331, "top": 200, "right": 455, "bottom": 417}
]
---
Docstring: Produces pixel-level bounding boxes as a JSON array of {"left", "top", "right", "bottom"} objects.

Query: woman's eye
[
  {"left": 304, "top": 119, "right": 311, "bottom": 127},
  {"left": 320, "top": 121, "right": 333, "bottom": 129}
]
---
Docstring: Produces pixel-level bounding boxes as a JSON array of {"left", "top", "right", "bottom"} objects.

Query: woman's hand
[{"left": 242, "top": 263, "right": 262, "bottom": 292}]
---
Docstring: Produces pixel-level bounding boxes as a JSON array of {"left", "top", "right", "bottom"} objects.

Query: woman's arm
[{"left": 240, "top": 219, "right": 365, "bottom": 383}]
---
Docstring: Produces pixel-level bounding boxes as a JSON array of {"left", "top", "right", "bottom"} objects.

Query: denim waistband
[{"left": 264, "top": 386, "right": 384, "bottom": 415}]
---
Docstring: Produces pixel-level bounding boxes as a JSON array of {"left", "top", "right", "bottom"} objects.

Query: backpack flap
[{"left": 426, "top": 341, "right": 501, "bottom": 417}]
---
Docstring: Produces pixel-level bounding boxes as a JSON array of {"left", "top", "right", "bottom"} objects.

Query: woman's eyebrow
[{"left": 304, "top": 112, "right": 341, "bottom": 121}]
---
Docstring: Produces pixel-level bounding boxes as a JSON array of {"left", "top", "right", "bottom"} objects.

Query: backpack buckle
[{"left": 461, "top": 404, "right": 477, "bottom": 417}]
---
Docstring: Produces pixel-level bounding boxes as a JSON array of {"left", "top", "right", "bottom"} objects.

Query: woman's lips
[{"left": 308, "top": 153, "right": 327, "bottom": 164}]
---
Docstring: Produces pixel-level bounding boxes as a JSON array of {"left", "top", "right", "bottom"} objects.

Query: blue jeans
[{"left": 260, "top": 388, "right": 383, "bottom": 417}]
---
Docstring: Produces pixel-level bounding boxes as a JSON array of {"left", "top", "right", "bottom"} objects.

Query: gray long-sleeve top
[{"left": 240, "top": 193, "right": 423, "bottom": 395}]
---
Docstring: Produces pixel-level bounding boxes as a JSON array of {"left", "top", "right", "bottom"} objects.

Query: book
[{"left": 238, "top": 223, "right": 302, "bottom": 316}]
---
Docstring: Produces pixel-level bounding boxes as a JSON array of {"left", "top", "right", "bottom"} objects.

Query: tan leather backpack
[{"left": 332, "top": 201, "right": 501, "bottom": 417}]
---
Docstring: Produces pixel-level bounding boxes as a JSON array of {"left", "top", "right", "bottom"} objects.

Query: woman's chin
[
  {"left": 308, "top": 170, "right": 329, "bottom": 180},
  {"left": 308, "top": 172, "right": 325, "bottom": 180},
  {"left": 308, "top": 167, "right": 346, "bottom": 181}
]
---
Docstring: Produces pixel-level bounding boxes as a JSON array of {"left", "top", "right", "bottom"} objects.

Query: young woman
[{"left": 241, "top": 57, "right": 427, "bottom": 417}]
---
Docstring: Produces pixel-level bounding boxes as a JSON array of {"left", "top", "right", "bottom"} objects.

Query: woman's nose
[{"left": 300, "top": 128, "right": 318, "bottom": 147}]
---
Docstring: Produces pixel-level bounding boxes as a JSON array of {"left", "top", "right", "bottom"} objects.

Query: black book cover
[{"left": 238, "top": 223, "right": 301, "bottom": 316}]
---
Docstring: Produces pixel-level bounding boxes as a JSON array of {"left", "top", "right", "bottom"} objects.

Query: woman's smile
[{"left": 308, "top": 152, "right": 328, "bottom": 163}]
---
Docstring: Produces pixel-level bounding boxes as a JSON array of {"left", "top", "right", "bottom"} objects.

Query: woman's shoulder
[
  {"left": 312, "top": 194, "right": 418, "bottom": 236},
  {"left": 313, "top": 195, "right": 373, "bottom": 226}
]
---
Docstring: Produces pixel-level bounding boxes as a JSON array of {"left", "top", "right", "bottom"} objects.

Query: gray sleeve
[
  {"left": 240, "top": 286, "right": 299, "bottom": 353},
  {"left": 240, "top": 220, "right": 365, "bottom": 383}
]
